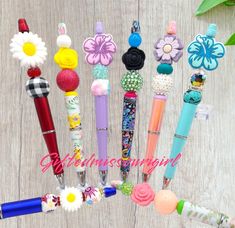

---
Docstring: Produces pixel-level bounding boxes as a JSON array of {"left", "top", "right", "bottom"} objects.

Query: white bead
[
  {"left": 152, "top": 74, "right": 173, "bottom": 95},
  {"left": 56, "top": 34, "right": 72, "bottom": 48}
]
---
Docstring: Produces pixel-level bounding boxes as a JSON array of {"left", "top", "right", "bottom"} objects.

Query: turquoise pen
[{"left": 163, "top": 24, "right": 225, "bottom": 189}]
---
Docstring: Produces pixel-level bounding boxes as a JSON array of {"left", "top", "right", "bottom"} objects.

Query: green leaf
[
  {"left": 196, "top": 0, "right": 227, "bottom": 16},
  {"left": 225, "top": 33, "right": 235, "bottom": 45},
  {"left": 224, "top": 0, "right": 235, "bottom": 6}
]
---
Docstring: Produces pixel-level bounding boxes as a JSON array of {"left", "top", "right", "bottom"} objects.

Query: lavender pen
[{"left": 83, "top": 22, "right": 117, "bottom": 185}]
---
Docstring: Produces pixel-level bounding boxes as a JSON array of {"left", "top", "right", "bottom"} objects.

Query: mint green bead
[
  {"left": 183, "top": 90, "right": 202, "bottom": 105},
  {"left": 120, "top": 182, "right": 133, "bottom": 196},
  {"left": 121, "top": 71, "right": 143, "bottom": 92},
  {"left": 92, "top": 64, "right": 109, "bottom": 79},
  {"left": 157, "top": 63, "right": 173, "bottom": 75}
]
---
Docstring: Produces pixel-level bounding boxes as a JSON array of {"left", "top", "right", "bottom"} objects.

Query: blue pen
[{"left": 163, "top": 24, "right": 225, "bottom": 189}]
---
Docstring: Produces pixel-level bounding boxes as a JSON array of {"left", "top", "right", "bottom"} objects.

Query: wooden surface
[{"left": 0, "top": 0, "right": 235, "bottom": 227}]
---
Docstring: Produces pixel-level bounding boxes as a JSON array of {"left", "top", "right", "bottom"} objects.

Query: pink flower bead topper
[{"left": 83, "top": 22, "right": 117, "bottom": 66}]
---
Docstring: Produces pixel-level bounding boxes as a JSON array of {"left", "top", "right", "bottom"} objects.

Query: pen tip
[{"left": 162, "top": 177, "right": 171, "bottom": 189}]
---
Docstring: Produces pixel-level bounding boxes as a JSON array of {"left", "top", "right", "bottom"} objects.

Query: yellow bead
[
  {"left": 23, "top": 42, "right": 37, "bottom": 56},
  {"left": 54, "top": 48, "right": 78, "bottom": 69}
]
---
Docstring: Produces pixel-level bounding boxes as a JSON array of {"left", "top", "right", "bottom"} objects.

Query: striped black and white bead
[{"left": 25, "top": 77, "right": 50, "bottom": 98}]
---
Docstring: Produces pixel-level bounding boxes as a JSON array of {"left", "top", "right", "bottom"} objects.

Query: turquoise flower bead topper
[{"left": 187, "top": 24, "right": 225, "bottom": 71}]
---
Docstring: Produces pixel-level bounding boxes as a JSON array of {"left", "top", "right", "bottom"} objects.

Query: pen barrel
[
  {"left": 95, "top": 95, "right": 108, "bottom": 171},
  {"left": 34, "top": 97, "right": 64, "bottom": 175},
  {"left": 1, "top": 197, "right": 42, "bottom": 219},
  {"left": 121, "top": 92, "right": 137, "bottom": 172},
  {"left": 65, "top": 91, "right": 85, "bottom": 172},
  {"left": 177, "top": 200, "right": 232, "bottom": 228},
  {"left": 164, "top": 102, "right": 198, "bottom": 179},
  {"left": 143, "top": 95, "right": 167, "bottom": 175}
]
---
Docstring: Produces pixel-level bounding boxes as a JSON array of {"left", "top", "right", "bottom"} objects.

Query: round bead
[
  {"left": 56, "top": 69, "right": 79, "bottom": 92},
  {"left": 152, "top": 74, "right": 173, "bottom": 95},
  {"left": 92, "top": 64, "right": 108, "bottom": 79},
  {"left": 121, "top": 71, "right": 143, "bottom": 92},
  {"left": 128, "top": 33, "right": 142, "bottom": 47},
  {"left": 120, "top": 182, "right": 133, "bottom": 196},
  {"left": 25, "top": 77, "right": 50, "bottom": 98},
  {"left": 157, "top": 63, "right": 173, "bottom": 75},
  {"left": 56, "top": 34, "right": 72, "bottom": 48},
  {"left": 183, "top": 90, "right": 202, "bottom": 104},
  {"left": 27, "top": 67, "right": 41, "bottom": 78},
  {"left": 154, "top": 190, "right": 178, "bottom": 215}
]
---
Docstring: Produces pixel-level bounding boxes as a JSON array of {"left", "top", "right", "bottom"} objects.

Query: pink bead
[
  {"left": 167, "top": 21, "right": 176, "bottom": 35},
  {"left": 154, "top": 190, "right": 178, "bottom": 215},
  {"left": 56, "top": 69, "right": 79, "bottom": 92}
]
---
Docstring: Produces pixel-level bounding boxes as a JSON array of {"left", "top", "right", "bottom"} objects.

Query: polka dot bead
[
  {"left": 25, "top": 77, "right": 50, "bottom": 98},
  {"left": 152, "top": 74, "right": 173, "bottom": 95},
  {"left": 121, "top": 71, "right": 143, "bottom": 92},
  {"left": 56, "top": 69, "right": 79, "bottom": 92},
  {"left": 183, "top": 90, "right": 202, "bottom": 105},
  {"left": 128, "top": 32, "right": 142, "bottom": 47},
  {"left": 154, "top": 190, "right": 178, "bottom": 215},
  {"left": 56, "top": 34, "right": 72, "bottom": 48},
  {"left": 157, "top": 63, "right": 173, "bottom": 75},
  {"left": 92, "top": 64, "right": 109, "bottom": 79}
]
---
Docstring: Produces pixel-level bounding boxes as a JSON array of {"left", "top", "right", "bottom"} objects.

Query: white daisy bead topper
[
  {"left": 60, "top": 187, "right": 83, "bottom": 212},
  {"left": 10, "top": 31, "right": 47, "bottom": 68}
]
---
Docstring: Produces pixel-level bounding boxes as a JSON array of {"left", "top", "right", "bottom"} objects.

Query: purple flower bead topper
[
  {"left": 83, "top": 34, "right": 117, "bottom": 66},
  {"left": 154, "top": 35, "right": 184, "bottom": 64}
]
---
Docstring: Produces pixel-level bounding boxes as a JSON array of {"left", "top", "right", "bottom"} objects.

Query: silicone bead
[
  {"left": 154, "top": 190, "right": 178, "bottom": 215},
  {"left": 56, "top": 34, "right": 72, "bottom": 48},
  {"left": 176, "top": 200, "right": 185, "bottom": 214},
  {"left": 157, "top": 63, "right": 173, "bottom": 75},
  {"left": 92, "top": 64, "right": 108, "bottom": 79},
  {"left": 27, "top": 67, "right": 41, "bottom": 78},
  {"left": 56, "top": 69, "right": 79, "bottom": 92},
  {"left": 206, "top": 24, "right": 217, "bottom": 38},
  {"left": 128, "top": 32, "right": 142, "bottom": 47}
]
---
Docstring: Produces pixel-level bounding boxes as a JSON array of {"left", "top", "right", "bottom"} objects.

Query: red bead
[
  {"left": 27, "top": 67, "right": 41, "bottom": 78},
  {"left": 18, "top": 18, "right": 29, "bottom": 33},
  {"left": 56, "top": 69, "right": 79, "bottom": 92}
]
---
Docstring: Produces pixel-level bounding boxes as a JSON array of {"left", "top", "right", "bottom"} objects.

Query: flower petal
[
  {"left": 172, "top": 50, "right": 183, "bottom": 62},
  {"left": 171, "top": 38, "right": 184, "bottom": 50},
  {"left": 188, "top": 53, "right": 203, "bottom": 68},
  {"left": 211, "top": 43, "right": 225, "bottom": 59},
  {"left": 86, "top": 53, "right": 100, "bottom": 65},
  {"left": 154, "top": 38, "right": 166, "bottom": 49},
  {"left": 164, "top": 36, "right": 175, "bottom": 44},
  {"left": 83, "top": 38, "right": 96, "bottom": 53},
  {"left": 105, "top": 41, "right": 117, "bottom": 53},
  {"left": 203, "top": 56, "right": 218, "bottom": 71},
  {"left": 188, "top": 41, "right": 203, "bottom": 54},
  {"left": 100, "top": 53, "right": 112, "bottom": 66}
]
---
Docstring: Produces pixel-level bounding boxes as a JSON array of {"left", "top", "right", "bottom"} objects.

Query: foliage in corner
[
  {"left": 196, "top": 0, "right": 235, "bottom": 16},
  {"left": 225, "top": 34, "right": 235, "bottom": 45}
]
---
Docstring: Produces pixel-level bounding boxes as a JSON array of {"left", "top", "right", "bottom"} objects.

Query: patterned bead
[
  {"left": 152, "top": 74, "right": 173, "bottom": 95},
  {"left": 120, "top": 182, "right": 134, "bottom": 196},
  {"left": 92, "top": 64, "right": 109, "bottom": 79},
  {"left": 25, "top": 77, "right": 50, "bottom": 98},
  {"left": 121, "top": 71, "right": 143, "bottom": 92},
  {"left": 183, "top": 90, "right": 202, "bottom": 104},
  {"left": 190, "top": 73, "right": 206, "bottom": 87},
  {"left": 128, "top": 33, "right": 142, "bottom": 47},
  {"left": 157, "top": 63, "right": 173, "bottom": 75}
]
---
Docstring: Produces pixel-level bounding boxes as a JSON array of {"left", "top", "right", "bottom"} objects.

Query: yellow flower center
[
  {"left": 163, "top": 44, "right": 172, "bottom": 53},
  {"left": 67, "top": 193, "right": 76, "bottom": 203},
  {"left": 23, "top": 42, "right": 37, "bottom": 56}
]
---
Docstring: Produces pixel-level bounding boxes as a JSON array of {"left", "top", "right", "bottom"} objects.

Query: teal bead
[
  {"left": 183, "top": 90, "right": 202, "bottom": 105},
  {"left": 128, "top": 33, "right": 142, "bottom": 47},
  {"left": 92, "top": 64, "right": 108, "bottom": 79},
  {"left": 206, "top": 24, "right": 217, "bottom": 38},
  {"left": 157, "top": 63, "right": 173, "bottom": 75},
  {"left": 121, "top": 71, "right": 143, "bottom": 91}
]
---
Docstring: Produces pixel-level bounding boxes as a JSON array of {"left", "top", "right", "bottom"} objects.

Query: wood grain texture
[{"left": 0, "top": 0, "right": 235, "bottom": 227}]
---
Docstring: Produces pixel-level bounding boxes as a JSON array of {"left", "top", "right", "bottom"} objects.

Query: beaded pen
[
  {"left": 83, "top": 22, "right": 117, "bottom": 185},
  {"left": 163, "top": 24, "right": 225, "bottom": 189},
  {"left": 54, "top": 23, "right": 86, "bottom": 187},
  {"left": 120, "top": 21, "right": 145, "bottom": 181},
  {"left": 142, "top": 21, "right": 183, "bottom": 181},
  {"left": 10, "top": 19, "right": 65, "bottom": 189},
  {"left": 0, "top": 194, "right": 59, "bottom": 219}
]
